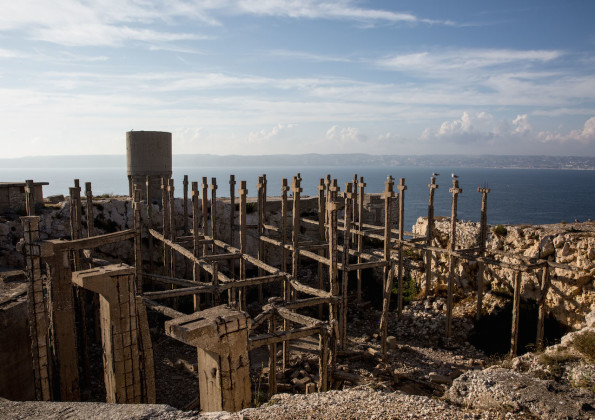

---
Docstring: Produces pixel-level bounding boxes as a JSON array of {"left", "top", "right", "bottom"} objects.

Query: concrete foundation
[{"left": 0, "top": 271, "right": 35, "bottom": 401}]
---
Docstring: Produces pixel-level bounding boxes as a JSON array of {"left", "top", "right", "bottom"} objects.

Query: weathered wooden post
[
  {"left": 397, "top": 178, "right": 407, "bottom": 317},
  {"left": 268, "top": 311, "right": 277, "bottom": 396},
  {"left": 327, "top": 180, "right": 340, "bottom": 383},
  {"left": 280, "top": 178, "right": 290, "bottom": 369},
  {"left": 351, "top": 174, "right": 358, "bottom": 243},
  {"left": 183, "top": 175, "right": 189, "bottom": 234},
  {"left": 69, "top": 186, "right": 81, "bottom": 270},
  {"left": 229, "top": 175, "right": 236, "bottom": 277},
  {"left": 257, "top": 176, "right": 265, "bottom": 303},
  {"left": 46, "top": 241, "right": 81, "bottom": 401},
  {"left": 341, "top": 182, "right": 354, "bottom": 347},
  {"left": 192, "top": 181, "right": 201, "bottom": 311},
  {"left": 291, "top": 175, "right": 302, "bottom": 296},
  {"left": 536, "top": 266, "right": 551, "bottom": 351},
  {"left": 318, "top": 326, "right": 329, "bottom": 392},
  {"left": 161, "top": 176, "right": 170, "bottom": 272},
  {"left": 25, "top": 179, "right": 35, "bottom": 216},
  {"left": 380, "top": 177, "right": 395, "bottom": 357},
  {"left": 168, "top": 179, "right": 176, "bottom": 278},
  {"left": 133, "top": 186, "right": 143, "bottom": 293},
  {"left": 210, "top": 177, "right": 218, "bottom": 252},
  {"left": 85, "top": 182, "right": 94, "bottom": 238},
  {"left": 476, "top": 186, "right": 490, "bottom": 319},
  {"left": 183, "top": 175, "right": 190, "bottom": 278},
  {"left": 425, "top": 176, "right": 438, "bottom": 298},
  {"left": 145, "top": 176, "right": 154, "bottom": 272},
  {"left": 357, "top": 176, "right": 366, "bottom": 303},
  {"left": 317, "top": 178, "right": 326, "bottom": 318},
  {"left": 446, "top": 178, "right": 462, "bottom": 341},
  {"left": 201, "top": 177, "right": 209, "bottom": 256},
  {"left": 238, "top": 181, "right": 248, "bottom": 310},
  {"left": 510, "top": 270, "right": 522, "bottom": 357}
]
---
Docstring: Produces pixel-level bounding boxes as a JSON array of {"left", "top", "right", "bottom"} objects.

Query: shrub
[
  {"left": 492, "top": 225, "right": 508, "bottom": 236},
  {"left": 572, "top": 331, "right": 595, "bottom": 363}
]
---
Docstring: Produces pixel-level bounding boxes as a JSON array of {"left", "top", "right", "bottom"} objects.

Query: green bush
[
  {"left": 492, "top": 225, "right": 508, "bottom": 236},
  {"left": 572, "top": 331, "right": 595, "bottom": 363}
]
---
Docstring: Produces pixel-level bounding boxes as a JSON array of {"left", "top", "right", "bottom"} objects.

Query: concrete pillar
[
  {"left": 72, "top": 265, "right": 155, "bottom": 404},
  {"left": 165, "top": 305, "right": 251, "bottom": 413}
]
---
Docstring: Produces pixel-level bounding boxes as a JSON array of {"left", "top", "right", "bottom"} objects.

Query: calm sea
[{"left": 1, "top": 166, "right": 593, "bottom": 229}]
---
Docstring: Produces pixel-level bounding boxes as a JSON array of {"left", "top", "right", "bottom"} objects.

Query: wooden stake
[
  {"left": 238, "top": 181, "right": 248, "bottom": 310},
  {"left": 161, "top": 176, "right": 170, "bottom": 273},
  {"left": 357, "top": 177, "right": 365, "bottom": 303},
  {"left": 192, "top": 182, "right": 201, "bottom": 311},
  {"left": 476, "top": 187, "right": 490, "bottom": 320},
  {"left": 341, "top": 183, "right": 354, "bottom": 347},
  {"left": 397, "top": 178, "right": 406, "bottom": 317},
  {"left": 446, "top": 178, "right": 462, "bottom": 341},
  {"left": 536, "top": 267, "right": 550, "bottom": 351},
  {"left": 317, "top": 178, "right": 326, "bottom": 318},
  {"left": 425, "top": 176, "right": 438, "bottom": 298},
  {"left": 229, "top": 175, "right": 236, "bottom": 277},
  {"left": 379, "top": 177, "right": 395, "bottom": 357},
  {"left": 510, "top": 270, "right": 522, "bottom": 357}
]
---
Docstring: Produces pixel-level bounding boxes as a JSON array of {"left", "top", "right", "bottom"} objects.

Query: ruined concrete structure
[
  {"left": 0, "top": 135, "right": 593, "bottom": 413},
  {"left": 0, "top": 181, "right": 48, "bottom": 215},
  {"left": 126, "top": 130, "right": 172, "bottom": 203}
]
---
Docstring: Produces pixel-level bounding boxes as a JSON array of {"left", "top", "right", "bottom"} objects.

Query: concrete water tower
[{"left": 126, "top": 131, "right": 172, "bottom": 203}]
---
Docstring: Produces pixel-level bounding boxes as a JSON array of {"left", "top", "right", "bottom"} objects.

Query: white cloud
[
  {"left": 0, "top": 0, "right": 448, "bottom": 47},
  {"left": 537, "top": 116, "right": 595, "bottom": 144},
  {"left": 422, "top": 111, "right": 494, "bottom": 141},
  {"left": 377, "top": 49, "right": 563, "bottom": 73},
  {"left": 512, "top": 114, "right": 532, "bottom": 134},
  {"left": 423, "top": 112, "right": 595, "bottom": 148},
  {"left": 326, "top": 125, "right": 367, "bottom": 142},
  {"left": 247, "top": 123, "right": 295, "bottom": 144}
]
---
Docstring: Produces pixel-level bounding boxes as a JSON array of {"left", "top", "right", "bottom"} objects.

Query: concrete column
[
  {"left": 21, "top": 216, "right": 51, "bottom": 401},
  {"left": 72, "top": 265, "right": 155, "bottom": 404},
  {"left": 165, "top": 306, "right": 252, "bottom": 413}
]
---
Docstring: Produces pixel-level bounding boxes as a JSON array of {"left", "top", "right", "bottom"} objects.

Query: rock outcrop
[{"left": 412, "top": 218, "right": 595, "bottom": 329}]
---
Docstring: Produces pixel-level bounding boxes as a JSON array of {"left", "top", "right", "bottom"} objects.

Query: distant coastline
[{"left": 0, "top": 154, "right": 594, "bottom": 170}]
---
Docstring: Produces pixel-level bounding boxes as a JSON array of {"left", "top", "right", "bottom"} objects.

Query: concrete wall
[{"left": 0, "top": 292, "right": 35, "bottom": 401}]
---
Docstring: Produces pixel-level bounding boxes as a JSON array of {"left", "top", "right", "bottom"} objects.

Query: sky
[{"left": 1, "top": 0, "right": 594, "bottom": 158}]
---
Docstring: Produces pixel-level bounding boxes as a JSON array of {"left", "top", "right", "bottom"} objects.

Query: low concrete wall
[{"left": 0, "top": 287, "right": 35, "bottom": 401}]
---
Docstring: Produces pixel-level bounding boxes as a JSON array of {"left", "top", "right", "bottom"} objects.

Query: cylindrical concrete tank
[{"left": 126, "top": 131, "right": 172, "bottom": 203}]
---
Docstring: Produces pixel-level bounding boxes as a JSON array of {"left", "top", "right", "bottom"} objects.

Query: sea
[{"left": 1, "top": 166, "right": 593, "bottom": 230}]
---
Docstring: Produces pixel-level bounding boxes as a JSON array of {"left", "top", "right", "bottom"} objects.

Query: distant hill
[{"left": 0, "top": 154, "right": 593, "bottom": 170}]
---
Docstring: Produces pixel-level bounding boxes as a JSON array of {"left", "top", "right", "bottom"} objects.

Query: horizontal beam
[
  {"left": 48, "top": 229, "right": 135, "bottom": 252},
  {"left": 142, "top": 285, "right": 215, "bottom": 300},
  {"left": 143, "top": 298, "right": 184, "bottom": 319},
  {"left": 249, "top": 325, "right": 322, "bottom": 350},
  {"left": 149, "top": 229, "right": 232, "bottom": 282}
]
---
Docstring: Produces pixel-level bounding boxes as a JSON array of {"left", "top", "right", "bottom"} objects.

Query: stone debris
[{"left": 445, "top": 367, "right": 595, "bottom": 419}]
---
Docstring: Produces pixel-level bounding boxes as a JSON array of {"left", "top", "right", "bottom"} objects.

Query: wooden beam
[
  {"left": 249, "top": 325, "right": 322, "bottom": 350},
  {"left": 50, "top": 229, "right": 135, "bottom": 252},
  {"left": 143, "top": 298, "right": 184, "bottom": 319},
  {"left": 143, "top": 285, "right": 216, "bottom": 300}
]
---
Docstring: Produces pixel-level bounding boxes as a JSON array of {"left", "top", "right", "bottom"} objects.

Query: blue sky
[{"left": 1, "top": 0, "right": 594, "bottom": 158}]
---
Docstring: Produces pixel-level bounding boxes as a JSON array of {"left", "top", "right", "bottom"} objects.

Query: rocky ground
[
  {"left": 2, "top": 291, "right": 594, "bottom": 419},
  {"left": 142, "top": 290, "right": 594, "bottom": 419}
]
